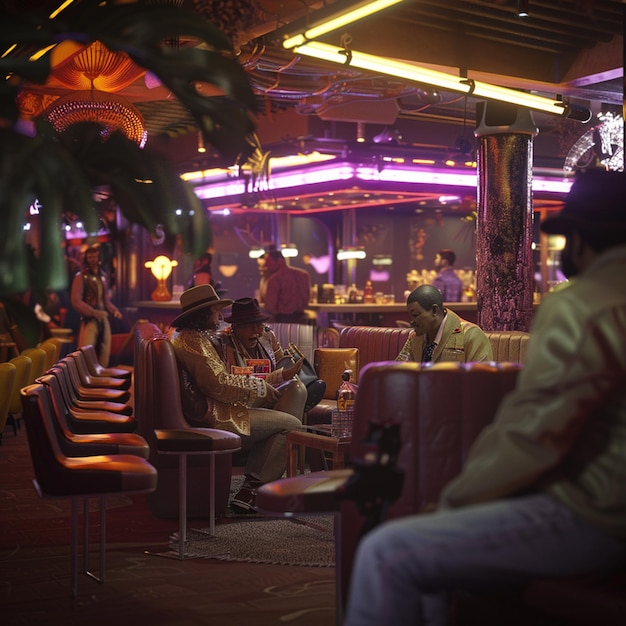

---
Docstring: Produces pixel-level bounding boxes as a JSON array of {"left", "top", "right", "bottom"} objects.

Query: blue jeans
[{"left": 344, "top": 494, "right": 626, "bottom": 626}]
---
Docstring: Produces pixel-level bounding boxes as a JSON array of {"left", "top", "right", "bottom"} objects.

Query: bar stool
[
  {"left": 154, "top": 428, "right": 241, "bottom": 559},
  {"left": 21, "top": 382, "right": 157, "bottom": 596}
]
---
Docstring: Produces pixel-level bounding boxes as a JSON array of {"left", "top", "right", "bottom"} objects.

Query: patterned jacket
[{"left": 171, "top": 328, "right": 272, "bottom": 436}]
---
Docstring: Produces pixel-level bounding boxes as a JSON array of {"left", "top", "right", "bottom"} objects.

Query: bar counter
[
  {"left": 308, "top": 302, "right": 479, "bottom": 327},
  {"left": 132, "top": 300, "right": 480, "bottom": 329}
]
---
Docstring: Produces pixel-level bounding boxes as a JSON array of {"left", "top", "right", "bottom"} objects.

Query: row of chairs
[
  {"left": 18, "top": 345, "right": 157, "bottom": 597},
  {"left": 0, "top": 337, "right": 66, "bottom": 443}
]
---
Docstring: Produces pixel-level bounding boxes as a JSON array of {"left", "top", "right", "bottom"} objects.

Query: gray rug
[{"left": 169, "top": 516, "right": 335, "bottom": 566}]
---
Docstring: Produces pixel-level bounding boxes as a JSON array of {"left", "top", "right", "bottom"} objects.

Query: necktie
[{"left": 422, "top": 341, "right": 436, "bottom": 362}]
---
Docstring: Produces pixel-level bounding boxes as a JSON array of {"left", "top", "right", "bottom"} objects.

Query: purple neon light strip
[{"left": 193, "top": 162, "right": 573, "bottom": 199}]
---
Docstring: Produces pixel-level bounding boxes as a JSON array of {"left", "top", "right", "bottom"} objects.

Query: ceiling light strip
[
  {"left": 282, "top": 0, "right": 405, "bottom": 49},
  {"left": 293, "top": 41, "right": 590, "bottom": 120},
  {"left": 193, "top": 162, "right": 573, "bottom": 200}
]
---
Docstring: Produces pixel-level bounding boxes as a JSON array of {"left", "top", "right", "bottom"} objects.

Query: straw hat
[{"left": 171, "top": 285, "right": 233, "bottom": 327}]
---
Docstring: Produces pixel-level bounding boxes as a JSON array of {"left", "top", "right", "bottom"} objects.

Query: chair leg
[
  {"left": 71, "top": 497, "right": 79, "bottom": 597},
  {"left": 178, "top": 452, "right": 188, "bottom": 559},
  {"left": 209, "top": 454, "right": 215, "bottom": 536},
  {"left": 82, "top": 496, "right": 107, "bottom": 586}
]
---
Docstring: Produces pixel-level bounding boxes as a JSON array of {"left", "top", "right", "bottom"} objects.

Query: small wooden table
[{"left": 286, "top": 426, "right": 351, "bottom": 477}]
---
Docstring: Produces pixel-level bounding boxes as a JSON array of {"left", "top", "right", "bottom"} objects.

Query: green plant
[{"left": 0, "top": 0, "right": 257, "bottom": 297}]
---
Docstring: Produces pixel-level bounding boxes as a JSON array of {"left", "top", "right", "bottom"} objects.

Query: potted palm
[{"left": 0, "top": 0, "right": 257, "bottom": 299}]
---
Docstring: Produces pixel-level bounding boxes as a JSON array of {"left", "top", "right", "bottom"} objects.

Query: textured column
[{"left": 475, "top": 103, "right": 537, "bottom": 332}]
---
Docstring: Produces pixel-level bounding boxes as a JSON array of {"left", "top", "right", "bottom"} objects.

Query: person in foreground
[
  {"left": 170, "top": 285, "right": 303, "bottom": 512},
  {"left": 344, "top": 169, "right": 626, "bottom": 626},
  {"left": 396, "top": 284, "right": 492, "bottom": 363}
]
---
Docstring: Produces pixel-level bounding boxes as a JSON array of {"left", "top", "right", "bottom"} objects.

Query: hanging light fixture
[
  {"left": 291, "top": 41, "right": 591, "bottom": 121},
  {"left": 44, "top": 90, "right": 147, "bottom": 146},
  {"left": 517, "top": 0, "right": 529, "bottom": 18},
  {"left": 337, "top": 247, "right": 366, "bottom": 261},
  {"left": 280, "top": 243, "right": 299, "bottom": 258},
  {"left": 282, "top": 0, "right": 405, "bottom": 49}
]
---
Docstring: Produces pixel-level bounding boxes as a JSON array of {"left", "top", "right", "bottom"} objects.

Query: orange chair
[
  {"left": 0, "top": 361, "right": 17, "bottom": 444},
  {"left": 7, "top": 354, "right": 32, "bottom": 435},
  {"left": 20, "top": 382, "right": 157, "bottom": 596},
  {"left": 68, "top": 350, "right": 131, "bottom": 390},
  {"left": 38, "top": 373, "right": 149, "bottom": 458},
  {"left": 79, "top": 344, "right": 132, "bottom": 381}
]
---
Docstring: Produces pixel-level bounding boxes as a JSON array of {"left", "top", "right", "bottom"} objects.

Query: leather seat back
[{"left": 340, "top": 360, "right": 522, "bottom": 603}]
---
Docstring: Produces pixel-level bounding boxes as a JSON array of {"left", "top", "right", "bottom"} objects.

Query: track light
[
  {"left": 517, "top": 1, "right": 529, "bottom": 18},
  {"left": 292, "top": 41, "right": 590, "bottom": 121}
]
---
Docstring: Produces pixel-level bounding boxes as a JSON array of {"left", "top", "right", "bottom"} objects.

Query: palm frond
[{"left": 0, "top": 0, "right": 254, "bottom": 296}]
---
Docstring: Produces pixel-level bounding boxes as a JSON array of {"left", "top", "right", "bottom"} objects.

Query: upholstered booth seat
[
  {"left": 306, "top": 326, "right": 530, "bottom": 424},
  {"left": 257, "top": 360, "right": 522, "bottom": 622},
  {"left": 134, "top": 322, "right": 237, "bottom": 520}
]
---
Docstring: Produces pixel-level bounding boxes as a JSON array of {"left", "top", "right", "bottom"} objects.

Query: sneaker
[{"left": 231, "top": 486, "right": 257, "bottom": 512}]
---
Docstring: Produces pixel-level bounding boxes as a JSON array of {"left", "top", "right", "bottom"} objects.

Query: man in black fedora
[
  {"left": 170, "top": 285, "right": 303, "bottom": 512},
  {"left": 344, "top": 169, "right": 626, "bottom": 626},
  {"left": 219, "top": 297, "right": 326, "bottom": 417}
]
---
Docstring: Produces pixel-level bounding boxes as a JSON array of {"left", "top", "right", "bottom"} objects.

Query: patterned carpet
[
  {"left": 171, "top": 516, "right": 335, "bottom": 565},
  {"left": 0, "top": 429, "right": 338, "bottom": 626}
]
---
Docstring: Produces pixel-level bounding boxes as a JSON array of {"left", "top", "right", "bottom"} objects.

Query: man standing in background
[
  {"left": 433, "top": 248, "right": 463, "bottom": 301},
  {"left": 263, "top": 249, "right": 311, "bottom": 324}
]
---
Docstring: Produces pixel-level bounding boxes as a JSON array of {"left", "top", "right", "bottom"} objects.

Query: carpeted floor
[
  {"left": 0, "top": 428, "right": 338, "bottom": 626},
  {"left": 173, "top": 516, "right": 335, "bottom": 565}
]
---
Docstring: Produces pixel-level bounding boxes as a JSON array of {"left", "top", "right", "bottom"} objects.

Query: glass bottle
[
  {"left": 337, "top": 369, "right": 357, "bottom": 411},
  {"left": 363, "top": 280, "right": 374, "bottom": 303}
]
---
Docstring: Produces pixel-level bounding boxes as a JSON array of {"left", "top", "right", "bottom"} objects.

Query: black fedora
[
  {"left": 541, "top": 170, "right": 626, "bottom": 235},
  {"left": 171, "top": 285, "right": 233, "bottom": 327},
  {"left": 223, "top": 298, "right": 270, "bottom": 325}
]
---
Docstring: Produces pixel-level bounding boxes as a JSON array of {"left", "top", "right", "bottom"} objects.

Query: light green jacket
[
  {"left": 395, "top": 309, "right": 493, "bottom": 363},
  {"left": 441, "top": 245, "right": 626, "bottom": 540}
]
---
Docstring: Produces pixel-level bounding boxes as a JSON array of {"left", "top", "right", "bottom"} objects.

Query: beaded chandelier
[{"left": 44, "top": 90, "right": 147, "bottom": 147}]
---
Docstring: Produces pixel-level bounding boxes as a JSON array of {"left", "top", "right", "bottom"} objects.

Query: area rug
[{"left": 168, "top": 516, "right": 335, "bottom": 567}]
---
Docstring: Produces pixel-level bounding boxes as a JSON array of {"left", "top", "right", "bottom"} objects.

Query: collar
[{"left": 424, "top": 312, "right": 447, "bottom": 346}]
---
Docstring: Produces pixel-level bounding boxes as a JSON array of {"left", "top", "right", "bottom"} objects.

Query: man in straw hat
[
  {"left": 219, "top": 297, "right": 326, "bottom": 417},
  {"left": 170, "top": 285, "right": 303, "bottom": 512},
  {"left": 344, "top": 169, "right": 626, "bottom": 626}
]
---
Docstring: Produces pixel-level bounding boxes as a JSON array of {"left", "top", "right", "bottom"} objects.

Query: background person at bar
[
  {"left": 263, "top": 248, "right": 311, "bottom": 324},
  {"left": 432, "top": 248, "right": 463, "bottom": 302}
]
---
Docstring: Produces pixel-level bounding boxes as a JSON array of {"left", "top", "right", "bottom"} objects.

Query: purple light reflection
[{"left": 192, "top": 162, "right": 572, "bottom": 201}]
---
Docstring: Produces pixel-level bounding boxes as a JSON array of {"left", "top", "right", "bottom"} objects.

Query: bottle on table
[
  {"left": 363, "top": 280, "right": 374, "bottom": 303},
  {"left": 337, "top": 369, "right": 357, "bottom": 411}
]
